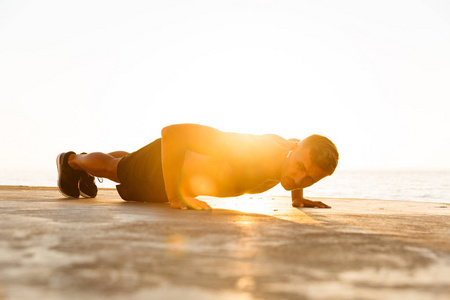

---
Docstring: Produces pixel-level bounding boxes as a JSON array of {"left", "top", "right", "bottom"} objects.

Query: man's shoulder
[
  {"left": 236, "top": 133, "right": 288, "bottom": 149},
  {"left": 260, "top": 134, "right": 294, "bottom": 148},
  {"left": 261, "top": 133, "right": 285, "bottom": 140}
]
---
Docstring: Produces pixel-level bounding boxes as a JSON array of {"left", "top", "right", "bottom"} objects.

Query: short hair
[{"left": 299, "top": 134, "right": 339, "bottom": 175}]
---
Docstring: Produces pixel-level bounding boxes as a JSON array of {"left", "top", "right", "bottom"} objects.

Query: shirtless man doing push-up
[{"left": 57, "top": 124, "right": 339, "bottom": 210}]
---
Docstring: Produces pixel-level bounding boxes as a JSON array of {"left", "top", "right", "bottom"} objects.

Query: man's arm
[
  {"left": 161, "top": 124, "right": 243, "bottom": 210},
  {"left": 291, "top": 189, "right": 331, "bottom": 208}
]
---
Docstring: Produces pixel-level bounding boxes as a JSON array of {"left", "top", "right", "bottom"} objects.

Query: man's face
[{"left": 280, "top": 146, "right": 329, "bottom": 191}]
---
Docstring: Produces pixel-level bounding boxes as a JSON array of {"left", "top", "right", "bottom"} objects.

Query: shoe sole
[
  {"left": 79, "top": 183, "right": 94, "bottom": 198},
  {"left": 79, "top": 172, "right": 97, "bottom": 198},
  {"left": 56, "top": 153, "right": 79, "bottom": 198},
  {"left": 79, "top": 190, "right": 92, "bottom": 198}
]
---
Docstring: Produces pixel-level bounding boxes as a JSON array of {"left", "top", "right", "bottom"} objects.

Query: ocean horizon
[{"left": 2, "top": 168, "right": 449, "bottom": 204}]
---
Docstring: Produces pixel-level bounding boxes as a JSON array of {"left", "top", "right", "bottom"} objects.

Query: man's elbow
[
  {"left": 161, "top": 125, "right": 174, "bottom": 137},
  {"left": 161, "top": 127, "right": 168, "bottom": 139},
  {"left": 161, "top": 125, "right": 180, "bottom": 141},
  {"left": 161, "top": 124, "right": 192, "bottom": 147},
  {"left": 161, "top": 124, "right": 191, "bottom": 137}
]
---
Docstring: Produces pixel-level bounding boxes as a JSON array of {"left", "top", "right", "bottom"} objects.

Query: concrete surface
[{"left": 0, "top": 186, "right": 449, "bottom": 300}]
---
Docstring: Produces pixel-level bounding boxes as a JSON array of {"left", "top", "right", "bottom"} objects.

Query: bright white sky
[{"left": 1, "top": 0, "right": 450, "bottom": 186}]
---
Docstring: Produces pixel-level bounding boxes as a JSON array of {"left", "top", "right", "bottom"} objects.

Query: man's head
[{"left": 280, "top": 135, "right": 339, "bottom": 190}]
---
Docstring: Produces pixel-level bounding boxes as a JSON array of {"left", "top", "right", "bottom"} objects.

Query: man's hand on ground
[
  {"left": 170, "top": 196, "right": 212, "bottom": 210},
  {"left": 292, "top": 198, "right": 331, "bottom": 209}
]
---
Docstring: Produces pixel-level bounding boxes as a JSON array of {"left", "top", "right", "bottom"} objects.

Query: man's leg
[
  {"left": 68, "top": 151, "right": 129, "bottom": 183},
  {"left": 108, "top": 151, "right": 130, "bottom": 159}
]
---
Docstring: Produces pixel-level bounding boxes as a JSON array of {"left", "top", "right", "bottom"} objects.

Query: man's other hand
[
  {"left": 292, "top": 198, "right": 331, "bottom": 209},
  {"left": 170, "top": 196, "right": 212, "bottom": 210}
]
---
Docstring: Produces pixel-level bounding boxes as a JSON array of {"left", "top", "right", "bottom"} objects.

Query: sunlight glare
[
  {"left": 166, "top": 233, "right": 186, "bottom": 257},
  {"left": 205, "top": 195, "right": 323, "bottom": 225},
  {"left": 188, "top": 175, "right": 217, "bottom": 197}
]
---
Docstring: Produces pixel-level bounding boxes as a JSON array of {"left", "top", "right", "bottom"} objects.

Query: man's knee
[{"left": 107, "top": 157, "right": 122, "bottom": 182}]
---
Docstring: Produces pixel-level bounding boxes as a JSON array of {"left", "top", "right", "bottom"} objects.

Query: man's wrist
[{"left": 291, "top": 189, "right": 303, "bottom": 201}]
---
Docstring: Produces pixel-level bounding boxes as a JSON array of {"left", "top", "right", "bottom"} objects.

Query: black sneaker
[
  {"left": 56, "top": 152, "right": 81, "bottom": 198},
  {"left": 79, "top": 172, "right": 98, "bottom": 198}
]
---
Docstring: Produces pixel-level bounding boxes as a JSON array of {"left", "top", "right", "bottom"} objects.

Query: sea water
[
  {"left": 278, "top": 169, "right": 450, "bottom": 204},
  {"left": 2, "top": 168, "right": 450, "bottom": 204}
]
